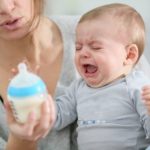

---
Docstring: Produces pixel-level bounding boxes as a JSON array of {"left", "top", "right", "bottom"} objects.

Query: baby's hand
[
  {"left": 5, "top": 95, "right": 56, "bottom": 141},
  {"left": 142, "top": 85, "right": 150, "bottom": 114}
]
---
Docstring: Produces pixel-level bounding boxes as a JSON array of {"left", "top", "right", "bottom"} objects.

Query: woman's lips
[{"left": 0, "top": 18, "right": 22, "bottom": 31}]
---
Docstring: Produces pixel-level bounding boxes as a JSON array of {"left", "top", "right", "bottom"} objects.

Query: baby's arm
[
  {"left": 54, "top": 82, "right": 77, "bottom": 130},
  {"left": 142, "top": 85, "right": 150, "bottom": 114}
]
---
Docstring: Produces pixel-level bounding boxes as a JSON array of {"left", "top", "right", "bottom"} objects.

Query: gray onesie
[{"left": 55, "top": 70, "right": 150, "bottom": 150}]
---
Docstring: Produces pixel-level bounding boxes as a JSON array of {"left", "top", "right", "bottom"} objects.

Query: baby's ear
[{"left": 124, "top": 44, "right": 139, "bottom": 65}]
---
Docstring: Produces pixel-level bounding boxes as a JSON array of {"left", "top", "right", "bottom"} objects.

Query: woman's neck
[
  {"left": 0, "top": 32, "right": 32, "bottom": 53},
  {"left": 0, "top": 31, "right": 40, "bottom": 71},
  {"left": 0, "top": 16, "right": 42, "bottom": 62}
]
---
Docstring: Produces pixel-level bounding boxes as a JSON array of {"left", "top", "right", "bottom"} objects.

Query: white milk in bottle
[{"left": 7, "top": 63, "right": 48, "bottom": 123}]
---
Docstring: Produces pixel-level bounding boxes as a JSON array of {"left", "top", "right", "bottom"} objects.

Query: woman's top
[{"left": 0, "top": 16, "right": 79, "bottom": 150}]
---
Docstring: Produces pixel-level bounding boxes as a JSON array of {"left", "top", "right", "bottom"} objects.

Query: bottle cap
[{"left": 7, "top": 63, "right": 47, "bottom": 98}]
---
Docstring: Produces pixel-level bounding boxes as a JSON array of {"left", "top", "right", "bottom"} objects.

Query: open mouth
[
  {"left": 0, "top": 18, "right": 22, "bottom": 30},
  {"left": 5, "top": 19, "right": 18, "bottom": 25},
  {"left": 83, "top": 64, "right": 98, "bottom": 74}
]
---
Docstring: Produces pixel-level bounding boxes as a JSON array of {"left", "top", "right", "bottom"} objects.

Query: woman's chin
[
  {"left": 1, "top": 31, "right": 28, "bottom": 41},
  {"left": 0, "top": 26, "right": 30, "bottom": 41}
]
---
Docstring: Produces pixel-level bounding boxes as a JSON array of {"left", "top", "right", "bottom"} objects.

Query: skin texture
[
  {"left": 75, "top": 17, "right": 138, "bottom": 88},
  {"left": 0, "top": 0, "right": 34, "bottom": 40},
  {"left": 1, "top": 2, "right": 150, "bottom": 149},
  {"left": 142, "top": 86, "right": 150, "bottom": 114},
  {"left": 75, "top": 14, "right": 150, "bottom": 114},
  {"left": 0, "top": 0, "right": 62, "bottom": 149}
]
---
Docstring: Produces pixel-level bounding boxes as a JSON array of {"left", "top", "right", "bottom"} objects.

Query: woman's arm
[
  {"left": 6, "top": 134, "right": 37, "bottom": 150},
  {"left": 5, "top": 95, "right": 56, "bottom": 149}
]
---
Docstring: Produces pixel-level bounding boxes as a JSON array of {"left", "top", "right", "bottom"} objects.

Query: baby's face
[{"left": 75, "top": 18, "right": 128, "bottom": 87}]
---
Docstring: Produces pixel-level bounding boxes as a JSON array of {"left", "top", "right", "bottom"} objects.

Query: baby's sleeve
[
  {"left": 134, "top": 89, "right": 150, "bottom": 139},
  {"left": 54, "top": 80, "right": 78, "bottom": 130},
  {"left": 128, "top": 71, "right": 150, "bottom": 139},
  {"left": 0, "top": 137, "right": 6, "bottom": 150}
]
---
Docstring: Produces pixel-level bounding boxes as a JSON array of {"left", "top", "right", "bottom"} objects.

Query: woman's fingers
[
  {"left": 142, "top": 86, "right": 150, "bottom": 101},
  {"left": 11, "top": 68, "right": 18, "bottom": 75},
  {"left": 42, "top": 95, "right": 56, "bottom": 138},
  {"left": 23, "top": 111, "right": 37, "bottom": 138},
  {"left": 48, "top": 95, "right": 56, "bottom": 128},
  {"left": 32, "top": 95, "right": 56, "bottom": 140},
  {"left": 142, "top": 85, "right": 150, "bottom": 114},
  {"left": 5, "top": 101, "right": 39, "bottom": 140},
  {"left": 5, "top": 101, "right": 16, "bottom": 124},
  {"left": 6, "top": 94, "right": 56, "bottom": 141},
  {"left": 36, "top": 99, "right": 51, "bottom": 139}
]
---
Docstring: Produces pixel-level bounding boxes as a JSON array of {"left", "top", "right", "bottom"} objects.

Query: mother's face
[{"left": 0, "top": 0, "right": 36, "bottom": 40}]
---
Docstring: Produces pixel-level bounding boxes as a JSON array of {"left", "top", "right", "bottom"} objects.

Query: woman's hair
[
  {"left": 28, "top": 0, "right": 45, "bottom": 45},
  {"left": 34, "top": 0, "right": 44, "bottom": 16},
  {"left": 78, "top": 3, "right": 145, "bottom": 60},
  {"left": 27, "top": 0, "right": 45, "bottom": 36}
]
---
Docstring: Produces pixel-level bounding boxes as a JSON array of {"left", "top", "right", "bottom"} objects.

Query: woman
[{"left": 0, "top": 0, "right": 76, "bottom": 149}]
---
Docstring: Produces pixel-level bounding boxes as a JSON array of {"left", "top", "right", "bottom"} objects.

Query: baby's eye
[
  {"left": 90, "top": 42, "right": 103, "bottom": 50},
  {"left": 92, "top": 46, "right": 103, "bottom": 50},
  {"left": 76, "top": 47, "right": 81, "bottom": 51},
  {"left": 76, "top": 44, "right": 82, "bottom": 51}
]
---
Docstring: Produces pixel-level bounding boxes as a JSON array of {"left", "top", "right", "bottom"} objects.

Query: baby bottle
[{"left": 7, "top": 63, "right": 48, "bottom": 123}]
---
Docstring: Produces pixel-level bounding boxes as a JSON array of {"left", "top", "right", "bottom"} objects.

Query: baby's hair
[{"left": 79, "top": 3, "right": 145, "bottom": 60}]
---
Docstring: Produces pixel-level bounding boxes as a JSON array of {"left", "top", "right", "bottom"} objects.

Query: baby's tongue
[{"left": 86, "top": 65, "right": 97, "bottom": 73}]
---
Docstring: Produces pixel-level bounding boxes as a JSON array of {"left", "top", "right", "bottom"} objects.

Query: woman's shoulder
[
  {"left": 36, "top": 16, "right": 63, "bottom": 50},
  {"left": 44, "top": 17, "right": 63, "bottom": 44}
]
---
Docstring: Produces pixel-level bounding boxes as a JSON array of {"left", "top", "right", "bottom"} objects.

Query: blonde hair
[
  {"left": 32, "top": 0, "right": 44, "bottom": 26},
  {"left": 79, "top": 3, "right": 145, "bottom": 60},
  {"left": 27, "top": 0, "right": 45, "bottom": 47},
  {"left": 26, "top": 0, "right": 45, "bottom": 36},
  {"left": 34, "top": 0, "right": 44, "bottom": 17}
]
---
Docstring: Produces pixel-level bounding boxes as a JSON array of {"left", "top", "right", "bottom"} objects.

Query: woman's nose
[{"left": 0, "top": 0, "right": 15, "bottom": 15}]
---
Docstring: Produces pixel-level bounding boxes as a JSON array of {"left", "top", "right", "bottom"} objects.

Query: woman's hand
[
  {"left": 142, "top": 85, "right": 150, "bottom": 114},
  {"left": 5, "top": 95, "right": 56, "bottom": 141}
]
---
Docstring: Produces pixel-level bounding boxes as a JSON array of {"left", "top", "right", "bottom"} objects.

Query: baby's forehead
[
  {"left": 77, "top": 15, "right": 127, "bottom": 33},
  {"left": 77, "top": 13, "right": 123, "bottom": 27},
  {"left": 76, "top": 17, "right": 129, "bottom": 45}
]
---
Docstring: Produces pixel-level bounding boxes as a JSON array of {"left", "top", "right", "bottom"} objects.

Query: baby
[{"left": 53, "top": 3, "right": 150, "bottom": 150}]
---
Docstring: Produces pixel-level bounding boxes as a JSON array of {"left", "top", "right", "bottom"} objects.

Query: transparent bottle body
[{"left": 8, "top": 92, "right": 47, "bottom": 123}]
